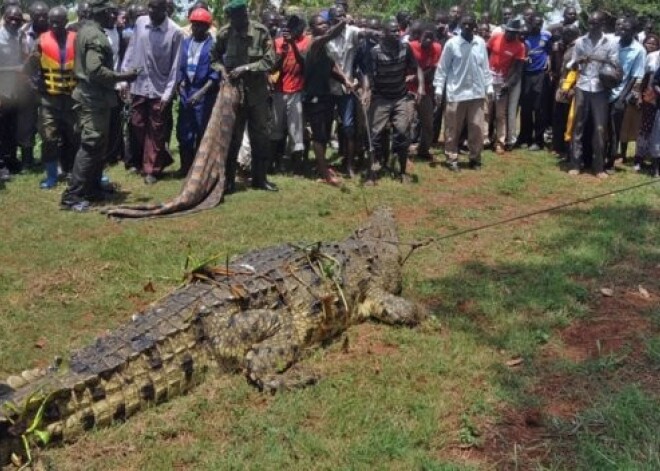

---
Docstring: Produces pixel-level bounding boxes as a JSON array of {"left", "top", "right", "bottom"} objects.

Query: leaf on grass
[
  {"left": 10, "top": 452, "right": 22, "bottom": 467},
  {"left": 229, "top": 284, "right": 247, "bottom": 299},
  {"left": 506, "top": 357, "right": 523, "bottom": 367},
  {"left": 33, "top": 429, "right": 50, "bottom": 445},
  {"left": 600, "top": 288, "right": 614, "bottom": 297},
  {"left": 143, "top": 281, "right": 155, "bottom": 293},
  {"left": 638, "top": 285, "right": 651, "bottom": 299},
  {"left": 34, "top": 338, "right": 47, "bottom": 349}
]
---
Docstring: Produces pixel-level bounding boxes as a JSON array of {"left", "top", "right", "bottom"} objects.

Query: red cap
[{"left": 189, "top": 8, "right": 212, "bottom": 25}]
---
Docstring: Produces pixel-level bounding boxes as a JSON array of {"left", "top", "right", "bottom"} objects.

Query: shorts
[{"left": 304, "top": 97, "right": 333, "bottom": 145}]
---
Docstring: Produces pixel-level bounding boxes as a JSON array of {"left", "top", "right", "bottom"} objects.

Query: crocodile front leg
[{"left": 359, "top": 287, "right": 423, "bottom": 326}]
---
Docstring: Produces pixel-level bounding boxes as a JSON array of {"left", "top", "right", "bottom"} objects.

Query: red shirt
[
  {"left": 487, "top": 32, "right": 526, "bottom": 81},
  {"left": 407, "top": 40, "right": 442, "bottom": 94},
  {"left": 274, "top": 35, "right": 311, "bottom": 93}
]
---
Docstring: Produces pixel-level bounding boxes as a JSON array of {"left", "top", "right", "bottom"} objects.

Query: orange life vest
[{"left": 40, "top": 31, "right": 76, "bottom": 95}]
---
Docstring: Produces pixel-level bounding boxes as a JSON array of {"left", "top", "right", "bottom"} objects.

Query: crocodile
[{"left": 0, "top": 207, "right": 422, "bottom": 465}]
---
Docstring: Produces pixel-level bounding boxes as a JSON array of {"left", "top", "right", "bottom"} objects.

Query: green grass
[
  {"left": 549, "top": 386, "right": 660, "bottom": 470},
  {"left": 1, "top": 148, "right": 660, "bottom": 469}
]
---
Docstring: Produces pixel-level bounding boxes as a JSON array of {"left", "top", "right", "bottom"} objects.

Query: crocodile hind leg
[
  {"left": 359, "top": 287, "right": 423, "bottom": 326},
  {"left": 244, "top": 328, "right": 317, "bottom": 393},
  {"left": 209, "top": 308, "right": 316, "bottom": 392}
]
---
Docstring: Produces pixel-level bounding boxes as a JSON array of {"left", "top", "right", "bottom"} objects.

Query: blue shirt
[
  {"left": 525, "top": 30, "right": 552, "bottom": 73},
  {"left": 610, "top": 39, "right": 646, "bottom": 102}
]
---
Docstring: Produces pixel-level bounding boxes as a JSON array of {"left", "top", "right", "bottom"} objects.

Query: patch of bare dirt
[
  {"left": 317, "top": 323, "right": 402, "bottom": 373},
  {"left": 481, "top": 276, "right": 660, "bottom": 470}
]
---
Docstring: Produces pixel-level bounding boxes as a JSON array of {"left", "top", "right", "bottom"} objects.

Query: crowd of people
[{"left": 0, "top": 0, "right": 659, "bottom": 211}]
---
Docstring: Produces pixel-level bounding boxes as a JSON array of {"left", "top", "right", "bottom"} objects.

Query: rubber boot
[
  {"left": 653, "top": 159, "right": 660, "bottom": 178},
  {"left": 0, "top": 158, "right": 10, "bottom": 182},
  {"left": 269, "top": 140, "right": 284, "bottom": 174},
  {"left": 40, "top": 161, "right": 58, "bottom": 189},
  {"left": 21, "top": 146, "right": 34, "bottom": 171},
  {"left": 178, "top": 146, "right": 194, "bottom": 177},
  {"left": 290, "top": 150, "right": 304, "bottom": 176}
]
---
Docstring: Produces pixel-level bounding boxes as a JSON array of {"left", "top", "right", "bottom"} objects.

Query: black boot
[
  {"left": 178, "top": 147, "right": 194, "bottom": 177},
  {"left": 653, "top": 160, "right": 660, "bottom": 178},
  {"left": 5, "top": 146, "right": 21, "bottom": 174},
  {"left": 290, "top": 150, "right": 305, "bottom": 176},
  {"left": 21, "top": 146, "right": 34, "bottom": 171},
  {"left": 269, "top": 139, "right": 285, "bottom": 174},
  {"left": 225, "top": 155, "right": 238, "bottom": 194},
  {"left": 0, "top": 158, "right": 10, "bottom": 182}
]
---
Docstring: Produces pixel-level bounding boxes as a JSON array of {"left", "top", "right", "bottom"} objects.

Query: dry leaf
[
  {"left": 506, "top": 357, "right": 524, "bottom": 367},
  {"left": 600, "top": 288, "right": 614, "bottom": 297},
  {"left": 34, "top": 338, "right": 47, "bottom": 349},
  {"left": 143, "top": 281, "right": 155, "bottom": 293},
  {"left": 229, "top": 283, "right": 247, "bottom": 299},
  {"left": 638, "top": 285, "right": 651, "bottom": 299}
]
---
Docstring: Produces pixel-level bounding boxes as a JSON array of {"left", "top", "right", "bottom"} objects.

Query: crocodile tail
[
  {"left": 0, "top": 283, "right": 216, "bottom": 464},
  {"left": 102, "top": 81, "right": 240, "bottom": 219}
]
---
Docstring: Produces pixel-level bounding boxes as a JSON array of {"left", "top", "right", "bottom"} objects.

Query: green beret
[
  {"left": 224, "top": 0, "right": 247, "bottom": 12},
  {"left": 89, "top": 0, "right": 116, "bottom": 13}
]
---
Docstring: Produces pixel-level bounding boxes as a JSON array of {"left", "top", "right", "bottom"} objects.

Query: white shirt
[
  {"left": 433, "top": 34, "right": 493, "bottom": 102},
  {"left": 645, "top": 50, "right": 660, "bottom": 75},
  {"left": 186, "top": 38, "right": 207, "bottom": 82},
  {"left": 326, "top": 24, "right": 360, "bottom": 95},
  {"left": 571, "top": 33, "right": 619, "bottom": 93}
]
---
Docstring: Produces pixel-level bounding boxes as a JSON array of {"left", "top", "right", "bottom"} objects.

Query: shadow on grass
[
  {"left": 415, "top": 202, "right": 660, "bottom": 467},
  {"left": 419, "top": 203, "right": 659, "bottom": 357}
]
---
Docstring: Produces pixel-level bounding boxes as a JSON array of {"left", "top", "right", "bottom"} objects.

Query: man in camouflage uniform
[
  {"left": 212, "top": 0, "right": 277, "bottom": 193},
  {"left": 60, "top": 0, "right": 138, "bottom": 211}
]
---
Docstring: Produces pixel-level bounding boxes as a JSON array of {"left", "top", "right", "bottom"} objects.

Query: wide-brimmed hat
[{"left": 504, "top": 19, "right": 524, "bottom": 33}]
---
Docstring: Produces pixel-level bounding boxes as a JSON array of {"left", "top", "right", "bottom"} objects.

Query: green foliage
[
  {"left": 585, "top": 0, "right": 660, "bottom": 22},
  {"left": 3, "top": 392, "right": 53, "bottom": 470},
  {"left": 458, "top": 413, "right": 482, "bottom": 448},
  {"left": 286, "top": 0, "right": 457, "bottom": 19}
]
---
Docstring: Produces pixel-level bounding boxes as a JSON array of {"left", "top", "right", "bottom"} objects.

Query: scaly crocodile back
[{"left": 103, "top": 82, "right": 240, "bottom": 219}]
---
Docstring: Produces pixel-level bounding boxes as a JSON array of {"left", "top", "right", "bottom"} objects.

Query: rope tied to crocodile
[{"left": 102, "top": 81, "right": 240, "bottom": 219}]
